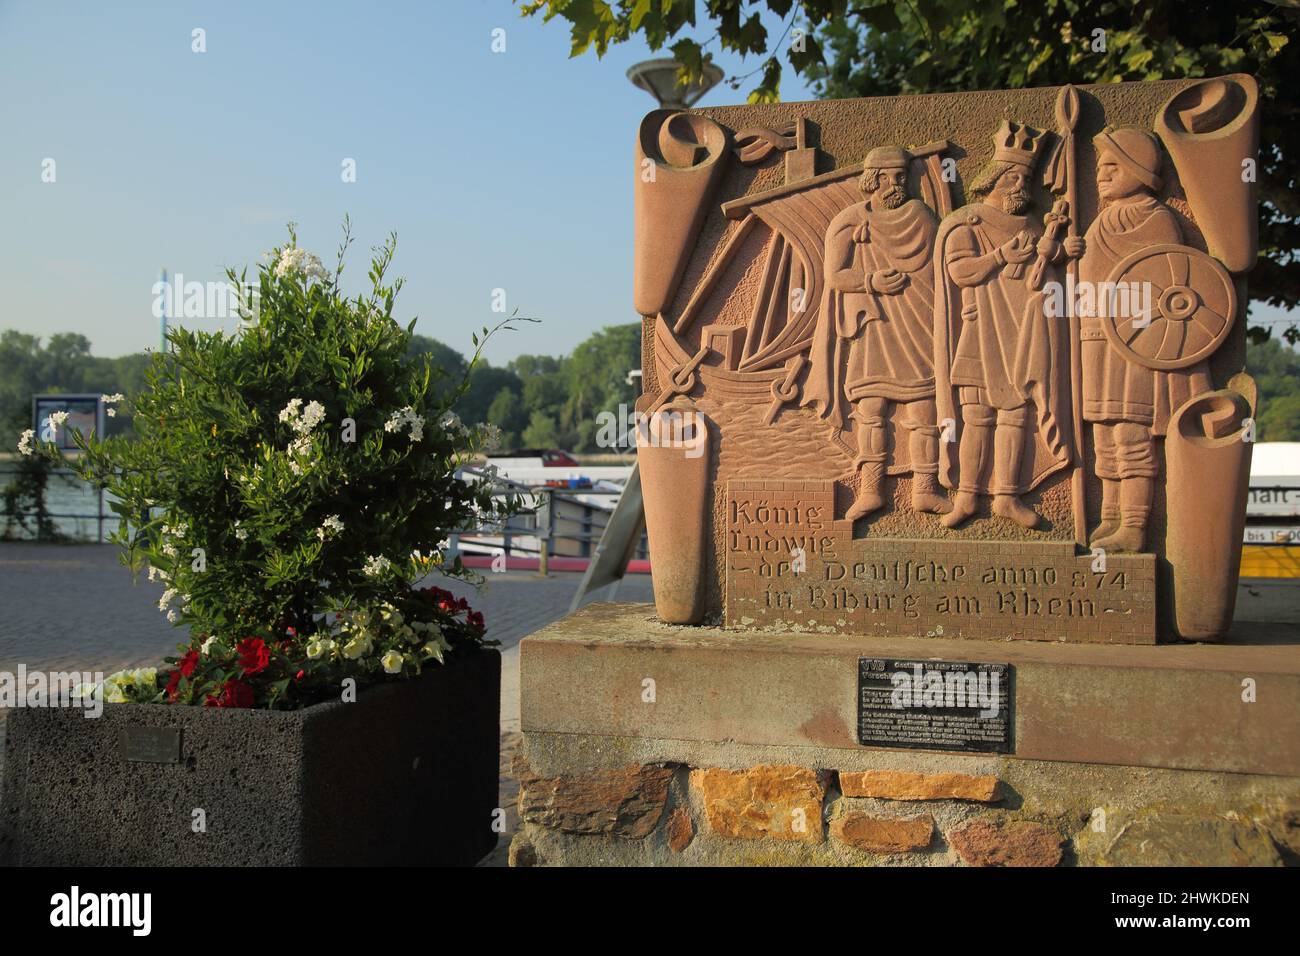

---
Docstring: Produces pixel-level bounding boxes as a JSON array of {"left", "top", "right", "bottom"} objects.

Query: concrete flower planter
[{"left": 0, "top": 649, "right": 500, "bottom": 866}]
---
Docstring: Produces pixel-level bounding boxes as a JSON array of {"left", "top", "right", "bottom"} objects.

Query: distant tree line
[
  {"left": 4, "top": 323, "right": 1296, "bottom": 451},
  {"left": 0, "top": 331, "right": 152, "bottom": 446},
  {"left": 0, "top": 324, "right": 643, "bottom": 455},
  {"left": 1247, "top": 338, "right": 1300, "bottom": 442},
  {"left": 408, "top": 323, "right": 641, "bottom": 452}
]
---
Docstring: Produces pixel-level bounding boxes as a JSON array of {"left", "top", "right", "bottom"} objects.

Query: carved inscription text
[{"left": 726, "top": 479, "right": 1155, "bottom": 643}]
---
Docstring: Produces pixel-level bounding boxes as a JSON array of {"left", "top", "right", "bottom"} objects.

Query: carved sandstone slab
[
  {"left": 633, "top": 76, "right": 1259, "bottom": 642},
  {"left": 725, "top": 479, "right": 1156, "bottom": 643}
]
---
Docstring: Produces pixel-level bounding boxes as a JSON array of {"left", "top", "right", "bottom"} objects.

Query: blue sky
[
  {"left": 4, "top": 2, "right": 1290, "bottom": 364},
  {"left": 0, "top": 0, "right": 817, "bottom": 365}
]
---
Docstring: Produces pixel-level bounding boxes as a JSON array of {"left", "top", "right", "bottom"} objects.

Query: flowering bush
[{"left": 25, "top": 224, "right": 521, "bottom": 709}]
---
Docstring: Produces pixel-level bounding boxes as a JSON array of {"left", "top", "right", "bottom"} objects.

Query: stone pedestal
[{"left": 511, "top": 604, "right": 1300, "bottom": 866}]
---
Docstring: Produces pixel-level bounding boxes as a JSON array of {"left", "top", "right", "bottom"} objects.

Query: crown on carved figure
[{"left": 991, "top": 120, "right": 1048, "bottom": 169}]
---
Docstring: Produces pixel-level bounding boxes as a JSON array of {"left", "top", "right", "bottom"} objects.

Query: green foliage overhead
[{"left": 517, "top": 0, "right": 1300, "bottom": 340}]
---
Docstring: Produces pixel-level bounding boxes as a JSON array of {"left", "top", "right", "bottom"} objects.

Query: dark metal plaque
[
  {"left": 857, "top": 658, "right": 1013, "bottom": 754},
  {"left": 120, "top": 726, "right": 182, "bottom": 764}
]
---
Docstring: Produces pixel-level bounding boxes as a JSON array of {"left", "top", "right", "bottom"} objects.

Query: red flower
[
  {"left": 178, "top": 650, "right": 200, "bottom": 677},
  {"left": 236, "top": 637, "right": 270, "bottom": 676},
  {"left": 295, "top": 669, "right": 305, "bottom": 681},
  {"left": 204, "top": 679, "right": 254, "bottom": 709},
  {"left": 226, "top": 681, "right": 254, "bottom": 708},
  {"left": 467, "top": 610, "right": 485, "bottom": 631},
  {"left": 420, "top": 586, "right": 454, "bottom": 607},
  {"left": 164, "top": 669, "right": 182, "bottom": 702}
]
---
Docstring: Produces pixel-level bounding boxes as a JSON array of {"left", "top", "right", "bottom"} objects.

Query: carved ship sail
[{"left": 657, "top": 142, "right": 954, "bottom": 415}]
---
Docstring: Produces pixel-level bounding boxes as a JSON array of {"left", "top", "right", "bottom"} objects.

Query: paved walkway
[{"left": 0, "top": 542, "right": 654, "bottom": 867}]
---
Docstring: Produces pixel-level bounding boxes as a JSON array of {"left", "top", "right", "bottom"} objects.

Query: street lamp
[{"left": 626, "top": 57, "right": 724, "bottom": 110}]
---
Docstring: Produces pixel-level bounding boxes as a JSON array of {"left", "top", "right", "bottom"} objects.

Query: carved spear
[{"left": 1043, "top": 84, "right": 1088, "bottom": 546}]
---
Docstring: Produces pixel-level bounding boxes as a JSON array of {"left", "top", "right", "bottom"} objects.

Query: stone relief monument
[
  {"left": 632, "top": 75, "right": 1260, "bottom": 644},
  {"left": 514, "top": 76, "right": 1297, "bottom": 869}
]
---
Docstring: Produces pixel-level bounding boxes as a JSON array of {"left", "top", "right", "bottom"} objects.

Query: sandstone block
[
  {"left": 515, "top": 758, "right": 673, "bottom": 839},
  {"left": 690, "top": 764, "right": 828, "bottom": 842},
  {"left": 831, "top": 811, "right": 934, "bottom": 853},
  {"left": 1074, "top": 810, "right": 1284, "bottom": 867},
  {"left": 839, "top": 769, "right": 999, "bottom": 802},
  {"left": 948, "top": 818, "right": 1062, "bottom": 867},
  {"left": 666, "top": 807, "right": 695, "bottom": 853}
]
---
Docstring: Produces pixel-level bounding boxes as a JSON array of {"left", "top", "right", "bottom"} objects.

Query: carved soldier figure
[
  {"left": 803, "top": 145, "right": 949, "bottom": 520},
  {"left": 934, "top": 122, "right": 1073, "bottom": 529},
  {"left": 1075, "top": 127, "right": 1212, "bottom": 552}
]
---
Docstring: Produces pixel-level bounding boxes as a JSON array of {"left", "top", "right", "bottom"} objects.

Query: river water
[{"left": 0, "top": 468, "right": 116, "bottom": 542}]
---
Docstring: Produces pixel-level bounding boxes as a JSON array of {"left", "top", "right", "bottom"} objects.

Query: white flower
[
  {"left": 385, "top": 406, "right": 425, "bottom": 442},
  {"left": 47, "top": 410, "right": 70, "bottom": 428},
  {"left": 303, "top": 253, "right": 328, "bottom": 280},
  {"left": 158, "top": 588, "right": 177, "bottom": 612},
  {"left": 200, "top": 635, "right": 219, "bottom": 655},
  {"left": 278, "top": 398, "right": 303, "bottom": 424},
  {"left": 381, "top": 650, "right": 404, "bottom": 674},
  {"left": 274, "top": 247, "right": 329, "bottom": 281},
  {"left": 297, "top": 400, "right": 326, "bottom": 434},
  {"left": 362, "top": 555, "right": 393, "bottom": 577},
  {"left": 342, "top": 635, "right": 372, "bottom": 660},
  {"left": 305, "top": 639, "right": 325, "bottom": 660},
  {"left": 316, "top": 514, "right": 344, "bottom": 541},
  {"left": 101, "top": 393, "right": 124, "bottom": 404},
  {"left": 17, "top": 429, "right": 35, "bottom": 456},
  {"left": 439, "top": 411, "right": 461, "bottom": 432},
  {"left": 166, "top": 609, "right": 179, "bottom": 623},
  {"left": 107, "top": 408, "right": 117, "bottom": 417},
  {"left": 287, "top": 434, "right": 314, "bottom": 475},
  {"left": 234, "top": 521, "right": 248, "bottom": 541}
]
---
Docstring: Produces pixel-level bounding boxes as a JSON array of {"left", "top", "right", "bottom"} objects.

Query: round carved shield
[{"left": 1101, "top": 243, "right": 1236, "bottom": 370}]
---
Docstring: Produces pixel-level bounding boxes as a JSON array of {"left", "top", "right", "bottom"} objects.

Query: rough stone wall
[{"left": 509, "top": 732, "right": 1298, "bottom": 867}]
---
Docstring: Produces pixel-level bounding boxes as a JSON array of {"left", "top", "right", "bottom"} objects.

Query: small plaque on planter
[
  {"left": 120, "top": 727, "right": 182, "bottom": 764},
  {"left": 857, "top": 658, "right": 1012, "bottom": 754}
]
